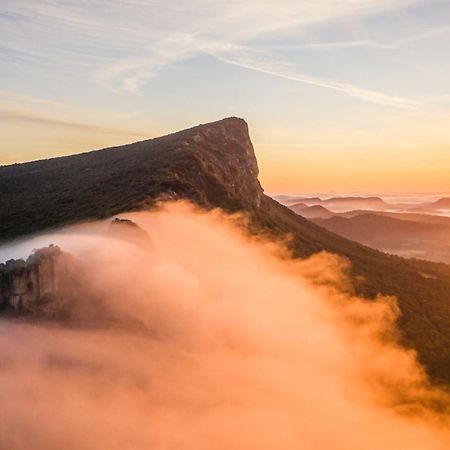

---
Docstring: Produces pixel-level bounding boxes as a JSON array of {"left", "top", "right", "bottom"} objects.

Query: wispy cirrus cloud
[
  {"left": 279, "top": 40, "right": 400, "bottom": 50},
  {"left": 209, "top": 45, "right": 421, "bottom": 109},
  {"left": 0, "top": 92, "right": 149, "bottom": 140},
  {"left": 0, "top": 91, "right": 62, "bottom": 107},
  {"left": 93, "top": 33, "right": 422, "bottom": 108},
  {"left": 94, "top": 34, "right": 200, "bottom": 93},
  {"left": 1, "top": 0, "right": 423, "bottom": 107},
  {"left": 0, "top": 108, "right": 148, "bottom": 137},
  {"left": 283, "top": 23, "right": 450, "bottom": 51}
]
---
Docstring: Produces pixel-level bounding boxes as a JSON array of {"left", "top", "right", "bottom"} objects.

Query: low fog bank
[{"left": 0, "top": 202, "right": 449, "bottom": 449}]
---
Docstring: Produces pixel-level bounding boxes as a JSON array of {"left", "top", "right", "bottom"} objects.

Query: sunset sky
[{"left": 1, "top": 0, "right": 450, "bottom": 193}]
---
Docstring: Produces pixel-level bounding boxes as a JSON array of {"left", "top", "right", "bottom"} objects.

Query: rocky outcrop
[
  {"left": 0, "top": 245, "right": 73, "bottom": 316},
  {"left": 181, "top": 118, "right": 263, "bottom": 208},
  {"left": 110, "top": 217, "right": 150, "bottom": 242}
]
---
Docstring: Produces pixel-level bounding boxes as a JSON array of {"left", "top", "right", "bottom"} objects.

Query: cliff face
[
  {"left": 0, "top": 246, "right": 72, "bottom": 316},
  {"left": 179, "top": 118, "right": 263, "bottom": 208}
]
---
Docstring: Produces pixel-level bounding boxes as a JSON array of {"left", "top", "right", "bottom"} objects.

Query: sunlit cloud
[
  {"left": 0, "top": 202, "right": 449, "bottom": 449},
  {"left": 0, "top": 108, "right": 148, "bottom": 137}
]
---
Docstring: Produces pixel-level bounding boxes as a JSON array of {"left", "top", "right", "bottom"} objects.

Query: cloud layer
[{"left": 0, "top": 202, "right": 448, "bottom": 449}]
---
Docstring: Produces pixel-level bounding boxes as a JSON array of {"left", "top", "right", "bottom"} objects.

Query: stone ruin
[
  {"left": 0, "top": 245, "right": 73, "bottom": 316},
  {"left": 0, "top": 218, "right": 149, "bottom": 319}
]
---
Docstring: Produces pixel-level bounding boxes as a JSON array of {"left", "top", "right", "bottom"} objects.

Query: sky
[{"left": 1, "top": 0, "right": 450, "bottom": 194}]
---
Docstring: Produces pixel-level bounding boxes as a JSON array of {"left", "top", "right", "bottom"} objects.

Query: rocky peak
[{"left": 164, "top": 117, "right": 263, "bottom": 209}]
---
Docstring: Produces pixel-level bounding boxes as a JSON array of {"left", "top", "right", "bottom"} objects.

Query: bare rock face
[
  {"left": 0, "top": 245, "right": 74, "bottom": 317},
  {"left": 182, "top": 118, "right": 263, "bottom": 209}
]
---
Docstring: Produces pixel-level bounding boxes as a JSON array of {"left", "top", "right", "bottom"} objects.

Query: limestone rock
[{"left": 0, "top": 245, "right": 74, "bottom": 317}]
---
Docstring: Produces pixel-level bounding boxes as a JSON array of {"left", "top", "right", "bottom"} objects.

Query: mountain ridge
[
  {"left": 1, "top": 117, "right": 450, "bottom": 384},
  {"left": 0, "top": 117, "right": 262, "bottom": 241}
]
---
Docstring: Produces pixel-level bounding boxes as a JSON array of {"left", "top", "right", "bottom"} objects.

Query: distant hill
[
  {"left": 313, "top": 213, "right": 450, "bottom": 264},
  {"left": 402, "top": 197, "right": 450, "bottom": 214},
  {"left": 276, "top": 195, "right": 390, "bottom": 212},
  {"left": 432, "top": 197, "right": 450, "bottom": 209},
  {"left": 288, "top": 202, "right": 308, "bottom": 211},
  {"left": 321, "top": 196, "right": 390, "bottom": 211},
  {"left": 272, "top": 195, "right": 322, "bottom": 206},
  {"left": 1, "top": 117, "right": 450, "bottom": 384},
  {"left": 280, "top": 195, "right": 450, "bottom": 217},
  {"left": 287, "top": 204, "right": 450, "bottom": 263},
  {"left": 341, "top": 210, "right": 450, "bottom": 226},
  {"left": 290, "top": 203, "right": 335, "bottom": 219}
]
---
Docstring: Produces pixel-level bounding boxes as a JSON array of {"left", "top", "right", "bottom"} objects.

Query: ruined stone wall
[
  {"left": 0, "top": 218, "right": 147, "bottom": 318},
  {"left": 0, "top": 245, "right": 72, "bottom": 315}
]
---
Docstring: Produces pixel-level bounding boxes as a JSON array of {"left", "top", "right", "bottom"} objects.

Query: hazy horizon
[{"left": 271, "top": 191, "right": 450, "bottom": 201}]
